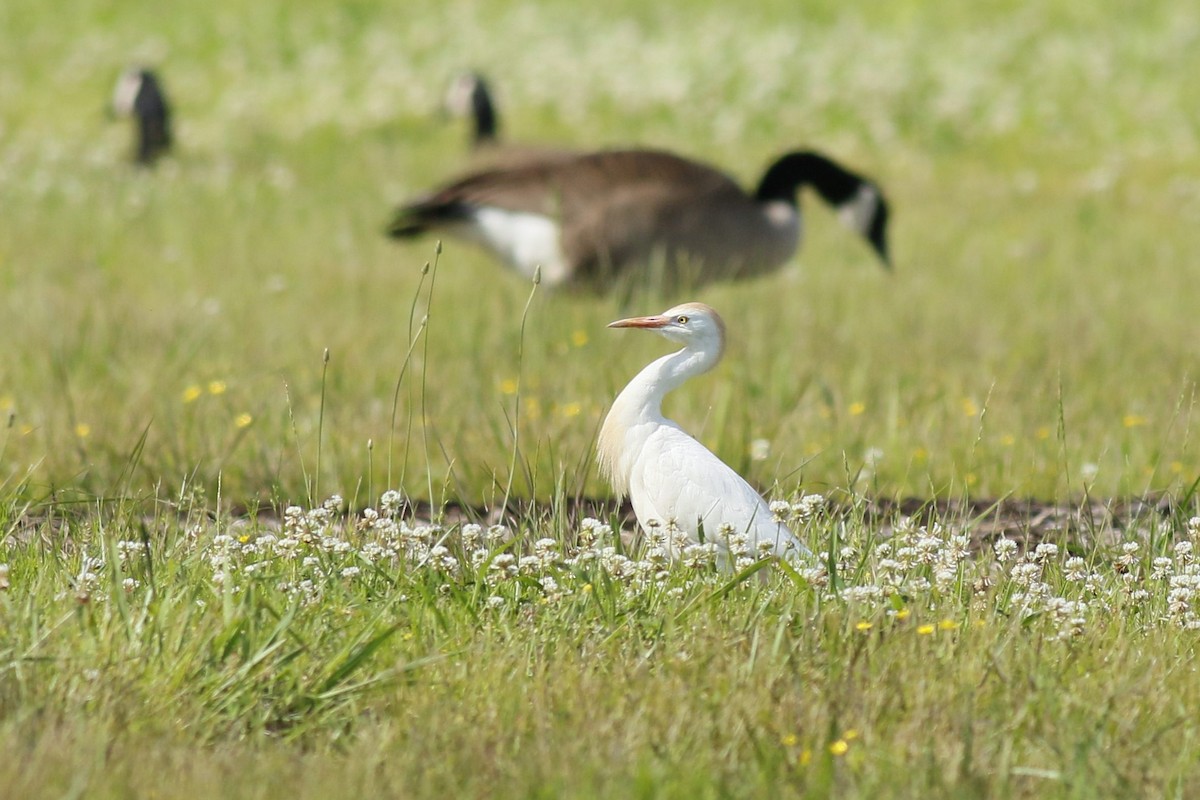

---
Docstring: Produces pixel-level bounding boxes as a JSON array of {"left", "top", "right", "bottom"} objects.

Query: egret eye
[{"left": 676, "top": 315, "right": 689, "bottom": 324}]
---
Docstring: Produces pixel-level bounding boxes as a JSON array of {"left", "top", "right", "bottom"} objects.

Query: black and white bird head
[
  {"left": 111, "top": 67, "right": 172, "bottom": 166},
  {"left": 442, "top": 71, "right": 499, "bottom": 147}
]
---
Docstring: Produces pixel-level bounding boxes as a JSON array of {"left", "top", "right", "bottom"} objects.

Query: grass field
[{"left": 3, "top": 0, "right": 1200, "bottom": 795}]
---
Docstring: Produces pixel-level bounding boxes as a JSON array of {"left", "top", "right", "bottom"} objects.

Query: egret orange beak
[{"left": 608, "top": 315, "right": 670, "bottom": 329}]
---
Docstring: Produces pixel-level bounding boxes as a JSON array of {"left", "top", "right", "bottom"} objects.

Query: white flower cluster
[{"left": 43, "top": 494, "right": 1200, "bottom": 639}]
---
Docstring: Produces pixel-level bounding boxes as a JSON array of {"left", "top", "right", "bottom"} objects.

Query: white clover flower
[
  {"left": 460, "top": 523, "right": 483, "bottom": 549},
  {"left": 798, "top": 565, "right": 829, "bottom": 589},
  {"left": 906, "top": 576, "right": 932, "bottom": 593},
  {"left": 340, "top": 566, "right": 360, "bottom": 579},
  {"left": 682, "top": 543, "right": 717, "bottom": 569},
  {"left": 1010, "top": 561, "right": 1042, "bottom": 586},
  {"left": 934, "top": 568, "right": 957, "bottom": 592},
  {"left": 877, "top": 558, "right": 904, "bottom": 575},
  {"left": 1188, "top": 517, "right": 1200, "bottom": 538},
  {"left": 791, "top": 494, "right": 825, "bottom": 523},
  {"left": 489, "top": 554, "right": 517, "bottom": 582},
  {"left": 769, "top": 500, "right": 790, "bottom": 523},
  {"left": 1168, "top": 587, "right": 1194, "bottom": 617},
  {"left": 307, "top": 506, "right": 332, "bottom": 529},
  {"left": 1064, "top": 557, "right": 1087, "bottom": 582},
  {"left": 379, "top": 490, "right": 404, "bottom": 517},
  {"left": 486, "top": 595, "right": 505, "bottom": 609},
  {"left": 122, "top": 577, "right": 140, "bottom": 592},
  {"left": 273, "top": 537, "right": 300, "bottom": 558},
  {"left": 578, "top": 518, "right": 611, "bottom": 547},
  {"left": 725, "top": 531, "right": 751, "bottom": 557},
  {"left": 322, "top": 495, "right": 344, "bottom": 513},
  {"left": 1175, "top": 541, "right": 1194, "bottom": 564},
  {"left": 1151, "top": 557, "right": 1174, "bottom": 580},
  {"left": 359, "top": 542, "right": 384, "bottom": 563},
  {"left": 486, "top": 525, "right": 510, "bottom": 544},
  {"left": 1033, "top": 543, "right": 1059, "bottom": 562}
]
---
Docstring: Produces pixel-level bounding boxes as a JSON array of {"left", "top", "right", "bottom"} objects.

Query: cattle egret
[{"left": 597, "top": 302, "right": 811, "bottom": 565}]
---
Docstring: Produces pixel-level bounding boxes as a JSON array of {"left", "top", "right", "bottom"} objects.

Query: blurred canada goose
[
  {"left": 387, "top": 148, "right": 890, "bottom": 289},
  {"left": 110, "top": 67, "right": 172, "bottom": 166},
  {"left": 443, "top": 72, "right": 500, "bottom": 149},
  {"left": 442, "top": 71, "right": 574, "bottom": 167}
]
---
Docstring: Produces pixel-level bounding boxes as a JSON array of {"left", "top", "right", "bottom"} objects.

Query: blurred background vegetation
[{"left": 2, "top": 0, "right": 1198, "bottom": 508}]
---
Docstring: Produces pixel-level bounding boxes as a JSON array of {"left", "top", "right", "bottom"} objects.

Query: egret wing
[{"left": 630, "top": 425, "right": 799, "bottom": 556}]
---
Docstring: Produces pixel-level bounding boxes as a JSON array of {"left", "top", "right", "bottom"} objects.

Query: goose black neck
[
  {"left": 754, "top": 151, "right": 866, "bottom": 206},
  {"left": 471, "top": 79, "right": 499, "bottom": 145},
  {"left": 134, "top": 71, "right": 171, "bottom": 166}
]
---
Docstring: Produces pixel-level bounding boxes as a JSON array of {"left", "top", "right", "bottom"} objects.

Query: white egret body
[{"left": 598, "top": 302, "right": 810, "bottom": 564}]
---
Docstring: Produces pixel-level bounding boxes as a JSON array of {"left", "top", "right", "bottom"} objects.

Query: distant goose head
[
  {"left": 443, "top": 71, "right": 499, "bottom": 148},
  {"left": 387, "top": 147, "right": 891, "bottom": 290},
  {"left": 111, "top": 67, "right": 172, "bottom": 166},
  {"left": 755, "top": 152, "right": 890, "bottom": 267}
]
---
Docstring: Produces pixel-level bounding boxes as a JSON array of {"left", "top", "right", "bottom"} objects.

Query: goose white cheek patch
[{"left": 837, "top": 184, "right": 881, "bottom": 236}]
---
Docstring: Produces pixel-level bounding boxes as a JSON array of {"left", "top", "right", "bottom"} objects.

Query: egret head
[{"left": 608, "top": 302, "right": 726, "bottom": 357}]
